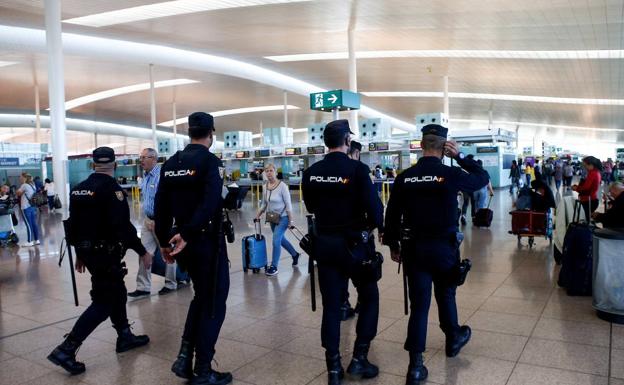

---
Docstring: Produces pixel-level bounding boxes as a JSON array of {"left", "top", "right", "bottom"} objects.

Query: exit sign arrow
[
  {"left": 309, "top": 89, "right": 361, "bottom": 112},
  {"left": 328, "top": 93, "right": 338, "bottom": 104}
]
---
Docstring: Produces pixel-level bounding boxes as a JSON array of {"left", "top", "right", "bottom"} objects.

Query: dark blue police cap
[
  {"left": 421, "top": 124, "right": 448, "bottom": 139},
  {"left": 188, "top": 112, "right": 215, "bottom": 132},
  {"left": 93, "top": 146, "right": 115, "bottom": 164},
  {"left": 324, "top": 119, "right": 354, "bottom": 138},
  {"left": 350, "top": 140, "right": 362, "bottom": 152}
]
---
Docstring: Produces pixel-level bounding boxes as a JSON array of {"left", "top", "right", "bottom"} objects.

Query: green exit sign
[{"left": 309, "top": 89, "right": 361, "bottom": 112}]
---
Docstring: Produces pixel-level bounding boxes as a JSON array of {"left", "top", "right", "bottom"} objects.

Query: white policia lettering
[
  {"left": 71, "top": 190, "right": 94, "bottom": 196},
  {"left": 404, "top": 175, "right": 445, "bottom": 183},
  {"left": 309, "top": 175, "right": 350, "bottom": 184},
  {"left": 164, "top": 169, "right": 196, "bottom": 177}
]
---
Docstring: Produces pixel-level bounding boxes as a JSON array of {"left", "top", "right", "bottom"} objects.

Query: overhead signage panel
[
  {"left": 0, "top": 157, "right": 19, "bottom": 166},
  {"left": 307, "top": 145, "right": 325, "bottom": 155},
  {"left": 369, "top": 142, "right": 389, "bottom": 152},
  {"left": 309, "top": 89, "right": 361, "bottom": 112}
]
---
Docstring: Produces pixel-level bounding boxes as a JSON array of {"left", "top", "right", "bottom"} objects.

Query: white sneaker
[
  {"left": 34, "top": 240, "right": 41, "bottom": 245},
  {"left": 20, "top": 241, "right": 34, "bottom": 247}
]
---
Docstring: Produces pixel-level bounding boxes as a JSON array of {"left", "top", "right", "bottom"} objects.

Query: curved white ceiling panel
[{"left": 0, "top": 25, "right": 416, "bottom": 132}]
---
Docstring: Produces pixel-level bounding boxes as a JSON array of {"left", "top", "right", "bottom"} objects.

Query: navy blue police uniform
[
  {"left": 384, "top": 125, "right": 488, "bottom": 383},
  {"left": 48, "top": 147, "right": 149, "bottom": 375},
  {"left": 154, "top": 112, "right": 231, "bottom": 384},
  {"left": 302, "top": 120, "right": 384, "bottom": 384}
]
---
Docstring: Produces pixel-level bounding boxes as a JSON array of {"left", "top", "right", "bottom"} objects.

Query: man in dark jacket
[{"left": 593, "top": 182, "right": 624, "bottom": 228}]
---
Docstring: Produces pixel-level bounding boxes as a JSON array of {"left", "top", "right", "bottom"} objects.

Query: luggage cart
[
  {"left": 0, "top": 202, "right": 19, "bottom": 246},
  {"left": 509, "top": 209, "right": 553, "bottom": 248}
]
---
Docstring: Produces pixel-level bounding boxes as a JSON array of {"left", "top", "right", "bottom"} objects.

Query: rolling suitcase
[
  {"left": 242, "top": 220, "right": 268, "bottom": 273},
  {"left": 557, "top": 201, "right": 593, "bottom": 296},
  {"left": 473, "top": 196, "right": 493, "bottom": 227},
  {"left": 151, "top": 247, "right": 189, "bottom": 282}
]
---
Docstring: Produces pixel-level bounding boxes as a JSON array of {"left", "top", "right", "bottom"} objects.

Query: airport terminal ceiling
[{"left": 0, "top": 0, "right": 623, "bottom": 152}]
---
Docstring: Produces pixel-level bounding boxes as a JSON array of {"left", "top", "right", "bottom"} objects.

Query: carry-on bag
[
  {"left": 242, "top": 219, "right": 268, "bottom": 273},
  {"left": 473, "top": 196, "right": 494, "bottom": 227},
  {"left": 558, "top": 201, "right": 593, "bottom": 296}
]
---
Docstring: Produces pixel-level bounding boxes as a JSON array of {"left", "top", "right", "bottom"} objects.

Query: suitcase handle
[
  {"left": 288, "top": 226, "right": 305, "bottom": 242},
  {"left": 253, "top": 218, "right": 262, "bottom": 237},
  {"left": 486, "top": 195, "right": 493, "bottom": 209}
]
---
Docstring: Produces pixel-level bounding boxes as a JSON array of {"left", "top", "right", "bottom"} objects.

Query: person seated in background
[
  {"left": 530, "top": 179, "right": 556, "bottom": 212},
  {"left": 592, "top": 182, "right": 624, "bottom": 228}
]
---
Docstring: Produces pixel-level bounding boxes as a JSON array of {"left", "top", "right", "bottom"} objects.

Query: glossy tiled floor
[{"left": 1, "top": 190, "right": 622, "bottom": 385}]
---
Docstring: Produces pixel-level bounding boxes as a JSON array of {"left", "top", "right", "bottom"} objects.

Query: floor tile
[
  {"left": 506, "top": 363, "right": 609, "bottom": 385},
  {"left": 425, "top": 351, "right": 516, "bottom": 385},
  {"left": 467, "top": 310, "right": 538, "bottom": 336},
  {"left": 611, "top": 348, "right": 624, "bottom": 380},
  {"left": 531, "top": 317, "right": 610, "bottom": 347},
  {"left": 233, "top": 350, "right": 326, "bottom": 385},
  {"left": 459, "top": 329, "right": 528, "bottom": 362},
  {"left": 491, "top": 285, "right": 553, "bottom": 301},
  {"left": 222, "top": 319, "right": 310, "bottom": 349},
  {"left": 519, "top": 338, "right": 609, "bottom": 376},
  {"left": 0, "top": 357, "right": 51, "bottom": 385},
  {"left": 480, "top": 296, "right": 546, "bottom": 317}
]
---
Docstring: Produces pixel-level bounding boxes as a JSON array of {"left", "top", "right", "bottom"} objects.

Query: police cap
[
  {"left": 188, "top": 112, "right": 215, "bottom": 132},
  {"left": 92, "top": 146, "right": 115, "bottom": 164},
  {"left": 350, "top": 140, "right": 362, "bottom": 152},
  {"left": 421, "top": 124, "right": 448, "bottom": 139},
  {"left": 325, "top": 119, "right": 354, "bottom": 137}
]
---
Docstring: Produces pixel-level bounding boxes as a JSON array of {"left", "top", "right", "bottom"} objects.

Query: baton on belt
[
  {"left": 306, "top": 215, "right": 317, "bottom": 312},
  {"left": 60, "top": 220, "right": 79, "bottom": 307}
]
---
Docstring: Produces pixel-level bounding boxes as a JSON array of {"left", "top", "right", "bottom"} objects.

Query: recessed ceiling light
[
  {"left": 0, "top": 61, "right": 17, "bottom": 68},
  {"left": 361, "top": 91, "right": 624, "bottom": 106},
  {"left": 159, "top": 105, "right": 300, "bottom": 127},
  {"left": 64, "top": 0, "right": 314, "bottom": 27},
  {"left": 265, "top": 50, "right": 624, "bottom": 62},
  {"left": 62, "top": 79, "right": 198, "bottom": 110}
]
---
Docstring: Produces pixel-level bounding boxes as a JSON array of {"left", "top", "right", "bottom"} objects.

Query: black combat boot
[
  {"left": 191, "top": 360, "right": 232, "bottom": 385},
  {"left": 325, "top": 352, "right": 344, "bottom": 385},
  {"left": 406, "top": 351, "right": 428, "bottom": 384},
  {"left": 346, "top": 343, "right": 379, "bottom": 379},
  {"left": 171, "top": 339, "right": 194, "bottom": 379},
  {"left": 340, "top": 301, "right": 355, "bottom": 321},
  {"left": 445, "top": 325, "right": 471, "bottom": 357},
  {"left": 47, "top": 334, "right": 86, "bottom": 375},
  {"left": 115, "top": 327, "right": 150, "bottom": 353}
]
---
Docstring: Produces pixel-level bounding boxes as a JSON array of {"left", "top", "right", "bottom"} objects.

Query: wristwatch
[{"left": 456, "top": 152, "right": 466, "bottom": 160}]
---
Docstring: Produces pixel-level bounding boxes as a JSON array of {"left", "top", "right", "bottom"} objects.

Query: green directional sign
[{"left": 309, "top": 89, "right": 361, "bottom": 112}]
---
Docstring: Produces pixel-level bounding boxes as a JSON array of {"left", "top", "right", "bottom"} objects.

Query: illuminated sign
[
  {"left": 307, "top": 146, "right": 325, "bottom": 155},
  {"left": 369, "top": 142, "right": 389, "bottom": 152},
  {"left": 409, "top": 140, "right": 421, "bottom": 150},
  {"left": 285, "top": 147, "right": 301, "bottom": 156},
  {"left": 235, "top": 151, "right": 250, "bottom": 159},
  {"left": 254, "top": 149, "right": 270, "bottom": 157},
  {"left": 477, "top": 146, "right": 498, "bottom": 154}
]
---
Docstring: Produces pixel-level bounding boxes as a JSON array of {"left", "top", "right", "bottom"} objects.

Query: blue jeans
[
  {"left": 269, "top": 216, "right": 297, "bottom": 268},
  {"left": 22, "top": 206, "right": 39, "bottom": 242}
]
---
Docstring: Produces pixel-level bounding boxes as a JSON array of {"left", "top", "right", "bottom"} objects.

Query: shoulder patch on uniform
[
  {"left": 115, "top": 191, "right": 124, "bottom": 201},
  {"left": 218, "top": 167, "right": 225, "bottom": 179}
]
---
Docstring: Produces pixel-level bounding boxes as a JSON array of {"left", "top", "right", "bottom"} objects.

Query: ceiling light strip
[
  {"left": 361, "top": 91, "right": 624, "bottom": 106},
  {"left": 64, "top": 0, "right": 314, "bottom": 27},
  {"left": 0, "top": 61, "right": 17, "bottom": 68},
  {"left": 449, "top": 118, "right": 624, "bottom": 133},
  {"left": 265, "top": 49, "right": 624, "bottom": 62},
  {"left": 159, "top": 105, "right": 300, "bottom": 127},
  {"left": 63, "top": 79, "right": 199, "bottom": 110}
]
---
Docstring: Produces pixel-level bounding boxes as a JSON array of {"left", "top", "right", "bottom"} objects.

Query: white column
[
  {"left": 332, "top": 108, "right": 339, "bottom": 121},
  {"left": 348, "top": 26, "right": 359, "bottom": 137},
  {"left": 443, "top": 75, "right": 449, "bottom": 119},
  {"left": 34, "top": 84, "right": 41, "bottom": 142},
  {"left": 44, "top": 0, "right": 68, "bottom": 208},
  {"left": 172, "top": 101, "right": 177, "bottom": 152},
  {"left": 488, "top": 110, "right": 493, "bottom": 130},
  {"left": 94, "top": 132, "right": 98, "bottom": 148},
  {"left": 149, "top": 64, "right": 157, "bottom": 150},
  {"left": 283, "top": 90, "right": 288, "bottom": 131}
]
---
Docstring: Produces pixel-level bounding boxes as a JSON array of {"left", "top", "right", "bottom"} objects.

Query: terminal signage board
[
  {"left": 309, "top": 89, "right": 361, "bottom": 112},
  {"left": 409, "top": 140, "right": 421, "bottom": 150},
  {"left": 235, "top": 151, "right": 250, "bottom": 159},
  {"left": 307, "top": 145, "right": 325, "bottom": 155},
  {"left": 477, "top": 146, "right": 498, "bottom": 154},
  {"left": 254, "top": 149, "right": 270, "bottom": 157},
  {"left": 369, "top": 142, "right": 389, "bottom": 152},
  {"left": 285, "top": 147, "right": 302, "bottom": 156},
  {"left": 0, "top": 157, "right": 19, "bottom": 166}
]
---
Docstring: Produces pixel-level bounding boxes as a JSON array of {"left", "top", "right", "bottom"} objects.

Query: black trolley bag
[
  {"left": 557, "top": 200, "right": 594, "bottom": 296},
  {"left": 473, "top": 195, "right": 494, "bottom": 227}
]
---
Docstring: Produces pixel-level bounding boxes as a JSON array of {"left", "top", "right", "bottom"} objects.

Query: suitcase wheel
[
  {"left": 243, "top": 267, "right": 248, "bottom": 273},
  {"left": 252, "top": 268, "right": 260, "bottom": 274},
  {"left": 528, "top": 237, "right": 535, "bottom": 248}
]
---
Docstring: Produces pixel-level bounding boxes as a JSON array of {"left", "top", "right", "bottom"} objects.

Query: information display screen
[
  {"left": 369, "top": 142, "right": 389, "bottom": 152},
  {"left": 254, "top": 149, "right": 270, "bottom": 157},
  {"left": 409, "top": 140, "right": 421, "bottom": 150},
  {"left": 235, "top": 151, "right": 250, "bottom": 159},
  {"left": 307, "top": 146, "right": 325, "bottom": 155},
  {"left": 477, "top": 146, "right": 499, "bottom": 154},
  {"left": 285, "top": 147, "right": 302, "bottom": 156}
]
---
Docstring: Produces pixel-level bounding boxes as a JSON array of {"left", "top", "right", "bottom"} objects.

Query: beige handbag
[{"left": 265, "top": 182, "right": 285, "bottom": 224}]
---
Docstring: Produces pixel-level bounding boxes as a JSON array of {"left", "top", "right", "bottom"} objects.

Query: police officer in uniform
[
  {"left": 383, "top": 125, "right": 489, "bottom": 384},
  {"left": 302, "top": 119, "right": 384, "bottom": 385},
  {"left": 47, "top": 147, "right": 151, "bottom": 375},
  {"left": 155, "top": 112, "right": 231, "bottom": 385}
]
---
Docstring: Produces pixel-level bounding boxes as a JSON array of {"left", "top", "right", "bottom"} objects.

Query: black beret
[
  {"left": 324, "top": 119, "right": 354, "bottom": 138},
  {"left": 350, "top": 140, "right": 362, "bottom": 152},
  {"left": 188, "top": 112, "right": 215, "bottom": 132},
  {"left": 93, "top": 146, "right": 115, "bottom": 164},
  {"left": 421, "top": 124, "right": 448, "bottom": 139}
]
